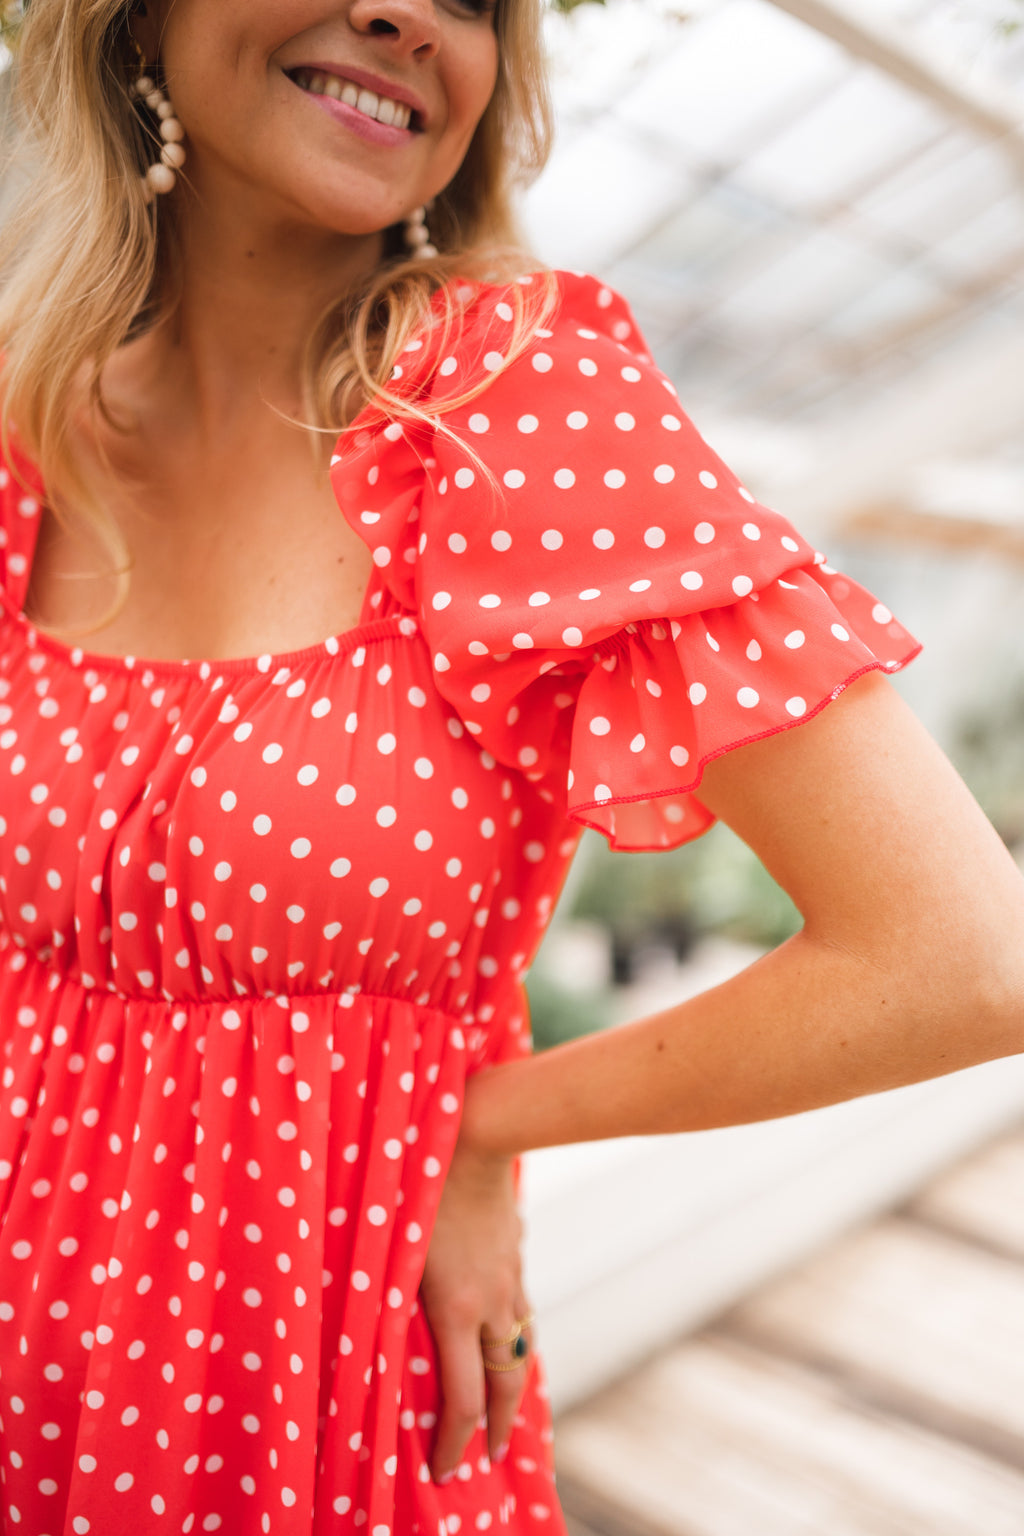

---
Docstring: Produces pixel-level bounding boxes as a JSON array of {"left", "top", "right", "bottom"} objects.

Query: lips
[{"left": 288, "top": 68, "right": 423, "bottom": 132}]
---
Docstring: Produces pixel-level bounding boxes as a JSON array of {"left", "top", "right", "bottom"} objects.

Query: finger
[
  {"left": 482, "top": 1301, "right": 533, "bottom": 1464},
  {"left": 431, "top": 1320, "right": 486, "bottom": 1483}
]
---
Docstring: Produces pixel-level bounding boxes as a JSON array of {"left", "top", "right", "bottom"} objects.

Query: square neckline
[{"left": 0, "top": 273, "right": 480, "bottom": 679}]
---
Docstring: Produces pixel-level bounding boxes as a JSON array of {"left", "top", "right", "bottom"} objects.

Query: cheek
[{"left": 451, "top": 36, "right": 499, "bottom": 139}]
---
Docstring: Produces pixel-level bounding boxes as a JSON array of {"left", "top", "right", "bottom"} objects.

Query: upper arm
[{"left": 696, "top": 671, "right": 1024, "bottom": 1001}]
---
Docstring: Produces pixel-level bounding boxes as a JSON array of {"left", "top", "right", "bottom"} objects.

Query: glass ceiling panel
[
  {"left": 708, "top": 226, "right": 902, "bottom": 333},
  {"left": 525, "top": 0, "right": 1024, "bottom": 500},
  {"left": 929, "top": 191, "right": 1024, "bottom": 275},
  {"left": 614, "top": 0, "right": 847, "bottom": 163},
  {"left": 520, "top": 122, "right": 692, "bottom": 271},
  {"left": 857, "top": 132, "right": 1021, "bottom": 244},
  {"left": 737, "top": 69, "right": 950, "bottom": 210}
]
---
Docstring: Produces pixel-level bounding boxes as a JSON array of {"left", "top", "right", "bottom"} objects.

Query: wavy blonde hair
[{"left": 0, "top": 0, "right": 557, "bottom": 607}]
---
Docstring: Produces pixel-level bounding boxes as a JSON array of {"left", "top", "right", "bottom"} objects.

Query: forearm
[{"left": 462, "top": 928, "right": 1024, "bottom": 1158}]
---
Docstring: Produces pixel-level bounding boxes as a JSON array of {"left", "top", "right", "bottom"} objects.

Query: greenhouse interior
[
  {"left": 517, "top": 1, "right": 1024, "bottom": 1530},
  {"left": 2, "top": 0, "right": 1023, "bottom": 1529}
]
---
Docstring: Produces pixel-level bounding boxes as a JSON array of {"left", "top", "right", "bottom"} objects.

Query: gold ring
[
  {"left": 484, "top": 1354, "right": 529, "bottom": 1373},
  {"left": 481, "top": 1312, "right": 535, "bottom": 1350}
]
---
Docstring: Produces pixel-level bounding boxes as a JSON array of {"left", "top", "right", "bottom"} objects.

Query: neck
[{"left": 141, "top": 195, "right": 387, "bottom": 440}]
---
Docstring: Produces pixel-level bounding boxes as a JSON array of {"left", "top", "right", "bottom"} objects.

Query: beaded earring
[
  {"left": 404, "top": 205, "right": 438, "bottom": 260},
  {"left": 128, "top": 40, "right": 186, "bottom": 202}
]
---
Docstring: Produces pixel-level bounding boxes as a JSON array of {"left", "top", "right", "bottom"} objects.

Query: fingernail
[{"left": 493, "top": 1441, "right": 509, "bottom": 1465}]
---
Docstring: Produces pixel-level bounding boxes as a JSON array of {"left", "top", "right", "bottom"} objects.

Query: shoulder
[{"left": 425, "top": 269, "right": 654, "bottom": 409}]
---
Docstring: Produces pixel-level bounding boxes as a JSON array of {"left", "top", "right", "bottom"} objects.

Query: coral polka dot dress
[{"left": 0, "top": 271, "right": 918, "bottom": 1535}]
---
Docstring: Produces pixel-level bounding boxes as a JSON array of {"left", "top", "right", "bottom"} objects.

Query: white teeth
[{"left": 296, "top": 69, "right": 414, "bottom": 130}]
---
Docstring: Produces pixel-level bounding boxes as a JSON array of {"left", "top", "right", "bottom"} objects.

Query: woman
[{"left": 0, "top": 0, "right": 1021, "bottom": 1532}]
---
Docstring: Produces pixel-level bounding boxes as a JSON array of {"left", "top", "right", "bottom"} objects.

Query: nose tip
[{"left": 350, "top": 0, "right": 443, "bottom": 57}]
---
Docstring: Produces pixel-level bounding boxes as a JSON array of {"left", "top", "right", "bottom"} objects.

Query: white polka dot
[
  {"left": 737, "top": 687, "right": 760, "bottom": 709},
  {"left": 782, "top": 535, "right": 800, "bottom": 553},
  {"left": 694, "top": 522, "right": 715, "bottom": 544},
  {"left": 517, "top": 415, "right": 539, "bottom": 434},
  {"left": 661, "top": 414, "right": 682, "bottom": 431},
  {"left": 553, "top": 468, "right": 575, "bottom": 489},
  {"left": 644, "top": 527, "right": 665, "bottom": 548},
  {"left": 732, "top": 576, "right": 754, "bottom": 597},
  {"left": 688, "top": 683, "right": 707, "bottom": 706},
  {"left": 831, "top": 624, "right": 850, "bottom": 642},
  {"left": 541, "top": 529, "right": 563, "bottom": 551},
  {"left": 872, "top": 603, "right": 893, "bottom": 624},
  {"left": 562, "top": 626, "right": 583, "bottom": 647},
  {"left": 252, "top": 814, "right": 272, "bottom": 836},
  {"left": 502, "top": 471, "right": 524, "bottom": 491},
  {"left": 743, "top": 523, "right": 762, "bottom": 541},
  {"left": 454, "top": 468, "right": 475, "bottom": 490},
  {"left": 786, "top": 697, "right": 808, "bottom": 716},
  {"left": 654, "top": 464, "right": 675, "bottom": 484},
  {"left": 566, "top": 411, "right": 588, "bottom": 431},
  {"left": 432, "top": 592, "right": 452, "bottom": 611},
  {"left": 680, "top": 572, "right": 703, "bottom": 591},
  {"left": 603, "top": 469, "right": 625, "bottom": 489},
  {"left": 670, "top": 745, "right": 689, "bottom": 767},
  {"left": 578, "top": 358, "right": 598, "bottom": 377},
  {"left": 699, "top": 470, "right": 718, "bottom": 489},
  {"left": 593, "top": 528, "right": 614, "bottom": 549},
  {"left": 784, "top": 630, "right": 805, "bottom": 649},
  {"left": 468, "top": 414, "right": 490, "bottom": 434}
]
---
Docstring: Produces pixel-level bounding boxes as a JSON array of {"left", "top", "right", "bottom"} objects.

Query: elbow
[{"left": 933, "top": 926, "right": 1024, "bottom": 1069}]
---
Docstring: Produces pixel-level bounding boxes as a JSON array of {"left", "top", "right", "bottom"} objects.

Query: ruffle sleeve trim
[{"left": 330, "top": 270, "right": 921, "bottom": 851}]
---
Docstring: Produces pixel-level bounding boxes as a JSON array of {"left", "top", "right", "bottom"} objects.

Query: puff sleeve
[{"left": 337, "top": 272, "right": 920, "bottom": 852}]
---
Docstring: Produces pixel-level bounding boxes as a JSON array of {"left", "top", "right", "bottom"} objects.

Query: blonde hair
[{"left": 0, "top": 0, "right": 557, "bottom": 612}]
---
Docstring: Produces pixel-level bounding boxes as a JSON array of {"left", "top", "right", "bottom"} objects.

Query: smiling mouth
[{"left": 288, "top": 69, "right": 420, "bottom": 131}]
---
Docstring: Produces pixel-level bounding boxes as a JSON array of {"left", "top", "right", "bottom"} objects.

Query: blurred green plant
[
  {"left": 526, "top": 822, "right": 801, "bottom": 1051},
  {"left": 953, "top": 687, "right": 1024, "bottom": 846},
  {"left": 526, "top": 966, "right": 613, "bottom": 1052},
  {"left": 571, "top": 823, "right": 800, "bottom": 954}
]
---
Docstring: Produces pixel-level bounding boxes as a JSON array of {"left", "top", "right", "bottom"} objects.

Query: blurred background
[{"left": 516, "top": 2, "right": 1024, "bottom": 1529}]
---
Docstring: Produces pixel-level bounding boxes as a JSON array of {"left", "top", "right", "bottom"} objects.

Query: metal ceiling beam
[{"left": 765, "top": 0, "right": 1024, "bottom": 177}]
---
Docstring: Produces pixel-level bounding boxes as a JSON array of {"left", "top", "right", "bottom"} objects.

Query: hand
[{"left": 420, "top": 1133, "right": 533, "bottom": 1482}]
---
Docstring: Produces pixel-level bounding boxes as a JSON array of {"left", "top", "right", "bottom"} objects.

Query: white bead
[
  {"left": 406, "top": 223, "right": 429, "bottom": 247},
  {"left": 159, "top": 117, "right": 185, "bottom": 143},
  {"left": 144, "top": 89, "right": 164, "bottom": 112},
  {"left": 160, "top": 142, "right": 186, "bottom": 170},
  {"left": 156, "top": 99, "right": 175, "bottom": 121},
  {"left": 135, "top": 75, "right": 155, "bottom": 95},
  {"left": 419, "top": 244, "right": 439, "bottom": 259},
  {"left": 146, "top": 162, "right": 176, "bottom": 195}
]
